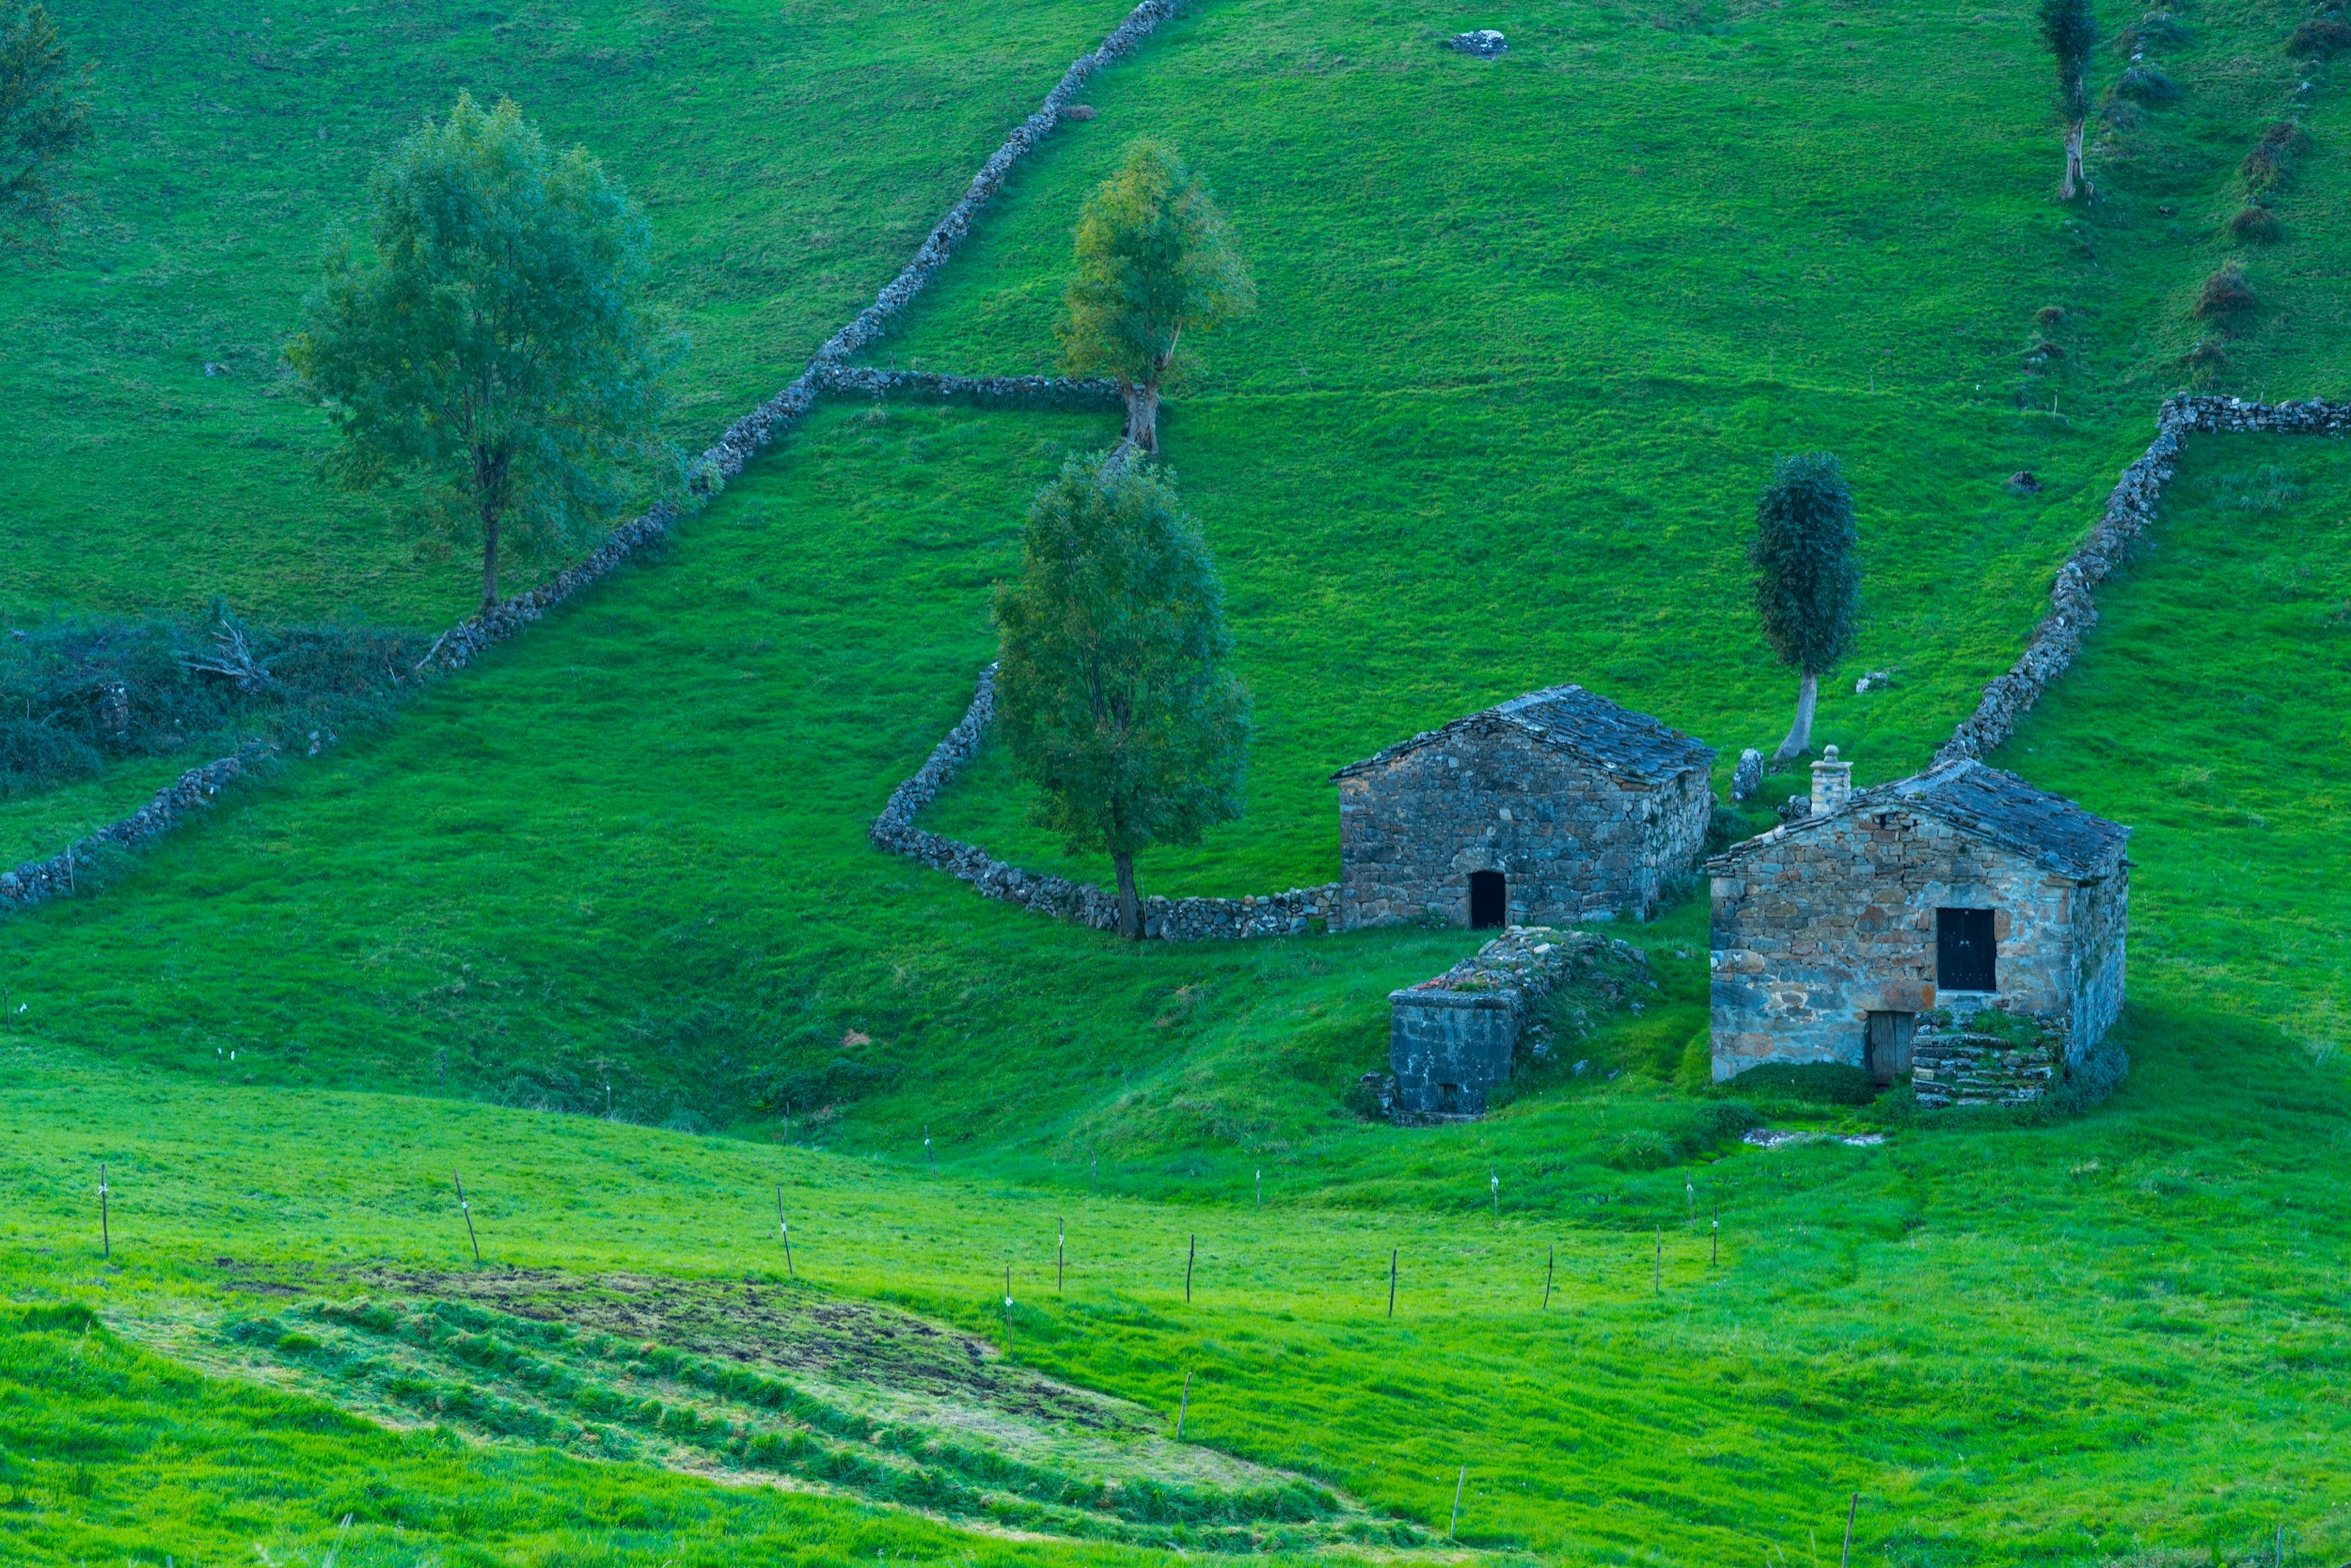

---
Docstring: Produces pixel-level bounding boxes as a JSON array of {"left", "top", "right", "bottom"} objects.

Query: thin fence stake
[
  {"left": 1175, "top": 1370, "right": 1191, "bottom": 1439},
  {"left": 1840, "top": 1493, "right": 1858, "bottom": 1568},
  {"left": 1254, "top": 1168, "right": 1261, "bottom": 1211},
  {"left": 1449, "top": 1463, "right": 1466, "bottom": 1540},
  {"left": 1185, "top": 1234, "right": 1196, "bottom": 1304},
  {"left": 1388, "top": 1247, "right": 1398, "bottom": 1318},
  {"left": 99, "top": 1163, "right": 110, "bottom": 1259},
  {"left": 1542, "top": 1245, "right": 1554, "bottom": 1310},
  {"left": 925, "top": 1125, "right": 934, "bottom": 1175},
  {"left": 1090, "top": 1156, "right": 1097, "bottom": 1196},
  {"left": 1490, "top": 1166, "right": 1499, "bottom": 1221},
  {"left": 776, "top": 1185, "right": 795, "bottom": 1279},
  {"left": 1056, "top": 1218, "right": 1065, "bottom": 1294},
  {"left": 1003, "top": 1266, "right": 1013, "bottom": 1355},
  {"left": 1686, "top": 1172, "right": 1695, "bottom": 1223},
  {"left": 454, "top": 1172, "right": 480, "bottom": 1265},
  {"left": 1712, "top": 1196, "right": 1720, "bottom": 1266},
  {"left": 1654, "top": 1227, "right": 1662, "bottom": 1294}
]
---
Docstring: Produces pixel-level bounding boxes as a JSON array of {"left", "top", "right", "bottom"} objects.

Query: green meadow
[{"left": 3, "top": 0, "right": 2349, "bottom": 1558}]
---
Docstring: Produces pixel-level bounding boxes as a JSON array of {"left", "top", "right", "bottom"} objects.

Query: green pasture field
[
  {"left": 4, "top": 0, "right": 2350, "bottom": 1558},
  {"left": 0, "top": 0, "right": 1133, "bottom": 623}
]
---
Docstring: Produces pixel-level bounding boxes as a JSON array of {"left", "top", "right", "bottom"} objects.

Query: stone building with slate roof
[
  {"left": 1708, "top": 752, "right": 2129, "bottom": 1093},
  {"left": 1331, "top": 685, "right": 1715, "bottom": 931}
]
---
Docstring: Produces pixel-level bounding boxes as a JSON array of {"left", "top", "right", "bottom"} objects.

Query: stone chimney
[{"left": 1811, "top": 745, "right": 1852, "bottom": 816}]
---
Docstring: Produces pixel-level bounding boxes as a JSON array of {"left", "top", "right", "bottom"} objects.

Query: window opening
[
  {"left": 1468, "top": 870, "right": 1507, "bottom": 929},
  {"left": 1936, "top": 907, "right": 1997, "bottom": 992}
]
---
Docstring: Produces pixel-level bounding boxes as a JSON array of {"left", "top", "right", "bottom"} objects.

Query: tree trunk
[
  {"left": 1774, "top": 671, "right": 1818, "bottom": 763},
  {"left": 2061, "top": 119, "right": 2087, "bottom": 200},
  {"left": 1124, "top": 382, "right": 1162, "bottom": 454},
  {"left": 479, "top": 501, "right": 502, "bottom": 612},
  {"left": 1112, "top": 850, "right": 1142, "bottom": 941}
]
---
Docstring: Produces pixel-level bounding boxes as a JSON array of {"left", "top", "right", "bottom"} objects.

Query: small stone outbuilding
[
  {"left": 1332, "top": 685, "right": 1715, "bottom": 931},
  {"left": 1708, "top": 752, "right": 2129, "bottom": 1095}
]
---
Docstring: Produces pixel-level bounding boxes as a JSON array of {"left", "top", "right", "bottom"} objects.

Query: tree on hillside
[
  {"left": 2038, "top": 0, "right": 2098, "bottom": 200},
  {"left": 1, "top": 1, "right": 93, "bottom": 242},
  {"left": 1059, "top": 140, "right": 1253, "bottom": 456},
  {"left": 288, "top": 93, "right": 676, "bottom": 612},
  {"left": 1751, "top": 452, "right": 1860, "bottom": 763},
  {"left": 993, "top": 453, "right": 1250, "bottom": 940}
]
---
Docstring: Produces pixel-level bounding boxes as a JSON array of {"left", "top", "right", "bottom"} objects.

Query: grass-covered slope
[
  {"left": 0, "top": 0, "right": 1132, "bottom": 624},
  {"left": 6, "top": 991, "right": 2348, "bottom": 1564}
]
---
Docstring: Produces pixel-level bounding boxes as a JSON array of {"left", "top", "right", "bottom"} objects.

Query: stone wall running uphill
[
  {"left": 1938, "top": 394, "right": 2351, "bottom": 763},
  {"left": 2, "top": 0, "right": 1180, "bottom": 921}
]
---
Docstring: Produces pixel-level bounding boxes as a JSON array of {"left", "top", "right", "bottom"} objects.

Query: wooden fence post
[
  {"left": 1057, "top": 1218, "right": 1065, "bottom": 1295},
  {"left": 1449, "top": 1464, "right": 1466, "bottom": 1540},
  {"left": 1542, "top": 1245, "right": 1554, "bottom": 1310},
  {"left": 1840, "top": 1492, "right": 1858, "bottom": 1568},
  {"left": 1387, "top": 1247, "right": 1398, "bottom": 1318},
  {"left": 454, "top": 1172, "right": 480, "bottom": 1265},
  {"left": 1185, "top": 1234, "right": 1196, "bottom": 1304},
  {"left": 776, "top": 1185, "right": 794, "bottom": 1279},
  {"left": 99, "top": 1163, "right": 110, "bottom": 1259},
  {"left": 1175, "top": 1370, "right": 1191, "bottom": 1439}
]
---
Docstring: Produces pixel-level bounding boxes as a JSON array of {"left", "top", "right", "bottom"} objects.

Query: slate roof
[
  {"left": 1330, "top": 684, "right": 1715, "bottom": 787},
  {"left": 1714, "top": 759, "right": 2129, "bottom": 880}
]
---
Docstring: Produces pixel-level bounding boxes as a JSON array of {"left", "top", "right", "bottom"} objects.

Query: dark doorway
[
  {"left": 1865, "top": 1011, "right": 1916, "bottom": 1083},
  {"left": 1937, "top": 907, "right": 1998, "bottom": 991},
  {"left": 1437, "top": 1082, "right": 1464, "bottom": 1115},
  {"left": 1468, "top": 871, "right": 1507, "bottom": 929}
]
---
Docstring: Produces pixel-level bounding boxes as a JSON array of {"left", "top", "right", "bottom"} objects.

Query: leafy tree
[
  {"left": 0, "top": 1, "right": 92, "bottom": 242},
  {"left": 993, "top": 453, "right": 1250, "bottom": 940},
  {"left": 1059, "top": 140, "right": 1253, "bottom": 456},
  {"left": 1750, "top": 452, "right": 1860, "bottom": 762},
  {"left": 2038, "top": 0, "right": 2098, "bottom": 200},
  {"left": 288, "top": 94, "right": 675, "bottom": 612}
]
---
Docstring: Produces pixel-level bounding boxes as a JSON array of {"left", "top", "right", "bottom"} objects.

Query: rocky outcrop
[{"left": 869, "top": 665, "right": 1339, "bottom": 940}]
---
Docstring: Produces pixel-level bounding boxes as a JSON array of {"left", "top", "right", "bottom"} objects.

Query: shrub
[
  {"left": 2117, "top": 64, "right": 2181, "bottom": 103},
  {"left": 1718, "top": 1061, "right": 1881, "bottom": 1105},
  {"left": 2034, "top": 304, "right": 2066, "bottom": 329},
  {"left": 0, "top": 606, "right": 426, "bottom": 796},
  {"left": 2192, "top": 263, "right": 2257, "bottom": 318},
  {"left": 2286, "top": 17, "right": 2351, "bottom": 56},
  {"left": 2229, "top": 204, "right": 2282, "bottom": 242},
  {"left": 2177, "top": 336, "right": 2229, "bottom": 376}
]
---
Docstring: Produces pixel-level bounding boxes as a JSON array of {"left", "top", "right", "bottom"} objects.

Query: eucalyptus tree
[
  {"left": 290, "top": 93, "right": 676, "bottom": 611},
  {"left": 993, "top": 452, "right": 1249, "bottom": 940},
  {"left": 2039, "top": 0, "right": 2098, "bottom": 199},
  {"left": 1, "top": 2, "right": 92, "bottom": 241},
  {"left": 1059, "top": 140, "right": 1253, "bottom": 455}
]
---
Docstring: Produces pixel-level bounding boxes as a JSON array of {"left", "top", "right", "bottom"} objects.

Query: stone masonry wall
[
  {"left": 1383, "top": 926, "right": 1646, "bottom": 1117},
  {"left": 0, "top": 749, "right": 263, "bottom": 910},
  {"left": 1939, "top": 394, "right": 2351, "bottom": 763},
  {"left": 1, "top": 0, "right": 1181, "bottom": 923},
  {"left": 868, "top": 666, "right": 1340, "bottom": 940},
  {"left": 1709, "top": 806, "right": 2084, "bottom": 1080},
  {"left": 1338, "top": 724, "right": 1709, "bottom": 929}
]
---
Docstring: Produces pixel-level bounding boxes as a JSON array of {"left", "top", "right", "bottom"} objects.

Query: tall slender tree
[
  {"left": 2039, "top": 0, "right": 2098, "bottom": 200},
  {"left": 288, "top": 94, "right": 677, "bottom": 611},
  {"left": 993, "top": 453, "right": 1250, "bottom": 940},
  {"left": 1059, "top": 141, "right": 1253, "bottom": 456},
  {"left": 0, "top": 1, "right": 92, "bottom": 242},
  {"left": 1751, "top": 452, "right": 1861, "bottom": 763}
]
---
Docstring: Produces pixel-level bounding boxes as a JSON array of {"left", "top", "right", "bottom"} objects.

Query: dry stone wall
[
  {"left": 0, "top": 749, "right": 264, "bottom": 910},
  {"left": 868, "top": 665, "right": 1340, "bottom": 940},
  {"left": 1939, "top": 394, "right": 2351, "bottom": 763},
  {"left": 1910, "top": 1015, "right": 2063, "bottom": 1108},
  {"left": 2, "top": 0, "right": 1181, "bottom": 921}
]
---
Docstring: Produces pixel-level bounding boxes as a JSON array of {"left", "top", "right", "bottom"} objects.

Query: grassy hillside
[
  {"left": 0, "top": 0, "right": 1132, "bottom": 623},
  {"left": 7, "top": 0, "right": 2351, "bottom": 1559}
]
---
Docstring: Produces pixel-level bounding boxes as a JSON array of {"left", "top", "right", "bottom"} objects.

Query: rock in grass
[
  {"left": 1731, "top": 748, "right": 1764, "bottom": 803},
  {"left": 1448, "top": 29, "right": 1507, "bottom": 55},
  {"left": 2007, "top": 470, "right": 2043, "bottom": 495}
]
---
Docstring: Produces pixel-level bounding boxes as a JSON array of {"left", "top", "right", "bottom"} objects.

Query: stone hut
[
  {"left": 1708, "top": 753, "right": 2129, "bottom": 1096},
  {"left": 1332, "top": 685, "right": 1715, "bottom": 931}
]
